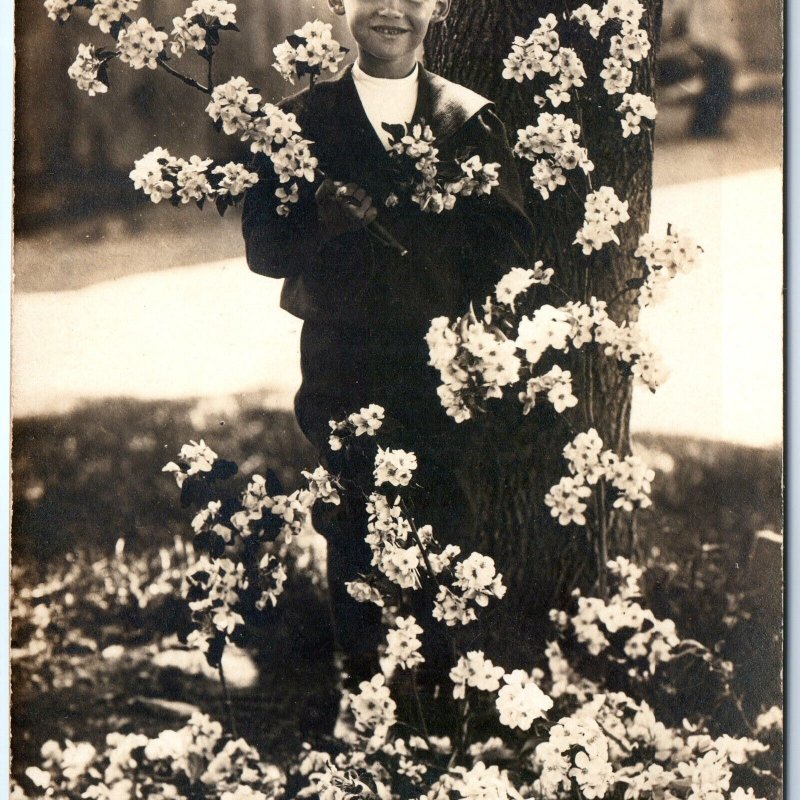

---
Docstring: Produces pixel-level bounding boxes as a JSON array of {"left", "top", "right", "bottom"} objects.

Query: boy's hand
[{"left": 315, "top": 179, "right": 379, "bottom": 241}]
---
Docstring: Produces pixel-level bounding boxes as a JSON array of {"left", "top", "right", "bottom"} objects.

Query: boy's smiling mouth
[{"left": 371, "top": 25, "right": 409, "bottom": 35}]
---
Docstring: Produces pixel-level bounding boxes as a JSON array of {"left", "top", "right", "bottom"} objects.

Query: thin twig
[
  {"left": 548, "top": 280, "right": 573, "bottom": 303},
  {"left": 399, "top": 498, "right": 440, "bottom": 587},
  {"left": 571, "top": 87, "right": 594, "bottom": 194},
  {"left": 158, "top": 58, "right": 210, "bottom": 93},
  {"left": 596, "top": 477, "right": 609, "bottom": 598},
  {"left": 448, "top": 698, "right": 471, "bottom": 768},
  {"left": 410, "top": 672, "right": 431, "bottom": 744},
  {"left": 217, "top": 661, "right": 239, "bottom": 738},
  {"left": 606, "top": 283, "right": 641, "bottom": 309},
  {"left": 206, "top": 50, "right": 215, "bottom": 91}
]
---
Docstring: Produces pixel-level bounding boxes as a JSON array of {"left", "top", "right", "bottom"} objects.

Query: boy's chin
[{"left": 358, "top": 47, "right": 418, "bottom": 72}]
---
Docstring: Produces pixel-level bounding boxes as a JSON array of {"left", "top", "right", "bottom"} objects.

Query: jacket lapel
[{"left": 414, "top": 66, "right": 492, "bottom": 142}]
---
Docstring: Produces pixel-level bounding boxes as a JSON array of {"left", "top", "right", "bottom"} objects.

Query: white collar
[{"left": 352, "top": 61, "right": 419, "bottom": 88}]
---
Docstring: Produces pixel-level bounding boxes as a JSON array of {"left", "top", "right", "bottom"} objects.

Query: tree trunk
[{"left": 426, "top": 1, "right": 663, "bottom": 666}]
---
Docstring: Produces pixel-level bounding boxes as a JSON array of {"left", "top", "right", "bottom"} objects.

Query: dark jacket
[{"left": 242, "top": 63, "right": 534, "bottom": 339}]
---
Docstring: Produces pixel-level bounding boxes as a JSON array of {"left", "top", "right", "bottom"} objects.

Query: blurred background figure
[{"left": 658, "top": 0, "right": 741, "bottom": 138}]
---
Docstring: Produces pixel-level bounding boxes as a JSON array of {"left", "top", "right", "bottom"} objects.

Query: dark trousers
[
  {"left": 294, "top": 321, "right": 477, "bottom": 690},
  {"left": 658, "top": 47, "right": 734, "bottom": 137}
]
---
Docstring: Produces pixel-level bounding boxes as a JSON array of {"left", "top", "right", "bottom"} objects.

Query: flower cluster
[
  {"left": 388, "top": 123, "right": 501, "bottom": 214},
  {"left": 360, "top": 496, "right": 469, "bottom": 604},
  {"left": 515, "top": 303, "right": 573, "bottom": 365},
  {"left": 426, "top": 312, "right": 521, "bottom": 423},
  {"left": 116, "top": 17, "right": 168, "bottom": 70},
  {"left": 206, "top": 76, "right": 261, "bottom": 135},
  {"left": 635, "top": 228, "right": 703, "bottom": 307},
  {"left": 44, "top": 0, "right": 77, "bottom": 23},
  {"left": 374, "top": 447, "right": 418, "bottom": 488},
  {"left": 129, "top": 147, "right": 258, "bottom": 208},
  {"left": 161, "top": 439, "right": 334, "bottom": 662},
  {"left": 428, "top": 287, "right": 635, "bottom": 423},
  {"left": 363, "top": 492, "right": 421, "bottom": 591},
  {"left": 617, "top": 91, "right": 657, "bottom": 137},
  {"left": 514, "top": 113, "right": 594, "bottom": 199},
  {"left": 169, "top": 0, "right": 239, "bottom": 58},
  {"left": 202, "top": 76, "right": 319, "bottom": 214},
  {"left": 502, "top": 14, "right": 587, "bottom": 108},
  {"left": 535, "top": 715, "right": 614, "bottom": 798},
  {"left": 449, "top": 651, "right": 505, "bottom": 699},
  {"left": 493, "top": 262, "right": 554, "bottom": 311},
  {"left": 170, "top": 16, "right": 206, "bottom": 58},
  {"left": 186, "top": 555, "right": 248, "bottom": 638},
  {"left": 545, "top": 429, "right": 655, "bottom": 527},
  {"left": 574, "top": 185, "right": 630, "bottom": 254},
  {"left": 327, "top": 410, "right": 508, "bottom": 629},
  {"left": 573, "top": 1, "right": 650, "bottom": 95},
  {"left": 162, "top": 438, "right": 219, "bottom": 486},
  {"left": 432, "top": 553, "right": 507, "bottom": 628},
  {"left": 349, "top": 673, "right": 397, "bottom": 747},
  {"left": 87, "top": 0, "right": 139, "bottom": 34},
  {"left": 67, "top": 43, "right": 109, "bottom": 96},
  {"left": 550, "top": 556, "right": 681, "bottom": 678},
  {"left": 23, "top": 714, "right": 285, "bottom": 800},
  {"left": 212, "top": 161, "right": 260, "bottom": 196},
  {"left": 595, "top": 315, "right": 668, "bottom": 390},
  {"left": 518, "top": 365, "right": 577, "bottom": 415},
  {"left": 328, "top": 404, "right": 385, "bottom": 451},
  {"left": 187, "top": 0, "right": 237, "bottom": 26},
  {"left": 496, "top": 669, "right": 554, "bottom": 731},
  {"left": 272, "top": 20, "right": 347, "bottom": 84},
  {"left": 384, "top": 615, "right": 424, "bottom": 671},
  {"left": 453, "top": 552, "right": 508, "bottom": 609}
]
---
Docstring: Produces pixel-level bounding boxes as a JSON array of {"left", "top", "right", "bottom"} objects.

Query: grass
[{"left": 11, "top": 394, "right": 783, "bottom": 781}]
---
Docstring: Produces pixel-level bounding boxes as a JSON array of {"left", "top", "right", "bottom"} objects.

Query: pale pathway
[{"left": 12, "top": 168, "right": 782, "bottom": 448}]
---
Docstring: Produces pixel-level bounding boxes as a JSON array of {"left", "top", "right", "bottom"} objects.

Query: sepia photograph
[{"left": 10, "top": 1, "right": 784, "bottom": 798}]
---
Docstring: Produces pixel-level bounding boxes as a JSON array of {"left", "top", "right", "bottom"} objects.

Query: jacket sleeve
[
  {"left": 456, "top": 108, "right": 536, "bottom": 303},
  {"left": 241, "top": 153, "right": 324, "bottom": 280}
]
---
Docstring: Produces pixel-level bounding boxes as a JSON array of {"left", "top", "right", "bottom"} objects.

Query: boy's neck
[{"left": 356, "top": 51, "right": 418, "bottom": 79}]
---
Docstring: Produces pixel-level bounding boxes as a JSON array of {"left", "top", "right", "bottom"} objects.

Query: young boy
[{"left": 243, "top": 0, "right": 534, "bottom": 694}]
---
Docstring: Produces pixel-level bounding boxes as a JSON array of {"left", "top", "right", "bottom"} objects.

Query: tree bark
[{"left": 426, "top": 1, "right": 663, "bottom": 666}]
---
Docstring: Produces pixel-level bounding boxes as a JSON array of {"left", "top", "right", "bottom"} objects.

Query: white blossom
[
  {"left": 545, "top": 475, "right": 592, "bottom": 526},
  {"left": 175, "top": 155, "right": 213, "bottom": 203},
  {"left": 88, "top": 0, "right": 139, "bottom": 33},
  {"left": 212, "top": 162, "right": 258, "bottom": 196},
  {"left": 170, "top": 16, "right": 206, "bottom": 58},
  {"left": 374, "top": 447, "right": 417, "bottom": 487},
  {"left": 206, "top": 76, "right": 261, "bottom": 135},
  {"left": 188, "top": 0, "right": 237, "bottom": 26},
  {"left": 449, "top": 651, "right": 505, "bottom": 699},
  {"left": 67, "top": 44, "right": 108, "bottom": 96},
  {"left": 496, "top": 670, "right": 553, "bottom": 730},
  {"left": 117, "top": 18, "right": 168, "bottom": 70},
  {"left": 516, "top": 304, "right": 572, "bottom": 365},
  {"left": 44, "top": 0, "right": 77, "bottom": 23},
  {"left": 385, "top": 616, "right": 424, "bottom": 670},
  {"left": 433, "top": 586, "right": 477, "bottom": 627}
]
